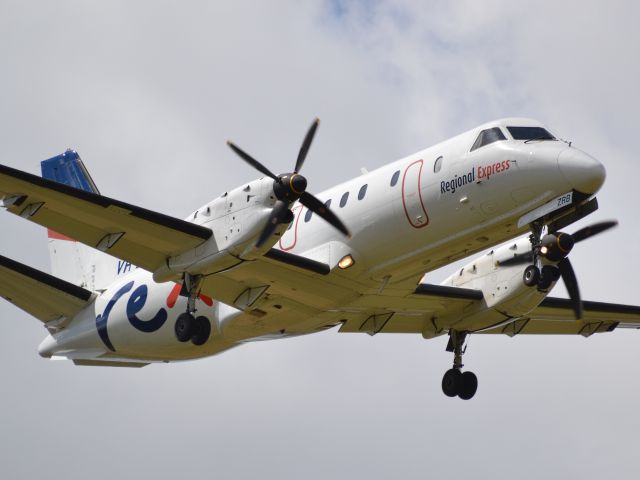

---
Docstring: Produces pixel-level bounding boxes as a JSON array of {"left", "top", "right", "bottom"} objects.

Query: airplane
[{"left": 1, "top": 117, "right": 639, "bottom": 400}]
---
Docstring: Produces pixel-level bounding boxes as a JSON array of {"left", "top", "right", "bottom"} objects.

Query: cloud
[{"left": 1, "top": 1, "right": 639, "bottom": 479}]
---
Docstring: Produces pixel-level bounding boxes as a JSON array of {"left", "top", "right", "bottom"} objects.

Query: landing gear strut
[
  {"left": 522, "top": 220, "right": 559, "bottom": 291},
  {"left": 174, "top": 274, "right": 211, "bottom": 346},
  {"left": 441, "top": 330, "right": 478, "bottom": 400},
  {"left": 522, "top": 220, "right": 544, "bottom": 287}
]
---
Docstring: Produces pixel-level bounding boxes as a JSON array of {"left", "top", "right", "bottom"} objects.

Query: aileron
[{"left": 478, "top": 296, "right": 640, "bottom": 336}]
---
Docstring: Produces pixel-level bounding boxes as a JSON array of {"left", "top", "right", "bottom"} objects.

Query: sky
[{"left": 1, "top": 1, "right": 639, "bottom": 478}]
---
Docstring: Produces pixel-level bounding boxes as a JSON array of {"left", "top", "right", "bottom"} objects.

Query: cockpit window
[
  {"left": 507, "top": 126, "right": 556, "bottom": 141},
  {"left": 470, "top": 127, "right": 506, "bottom": 152}
]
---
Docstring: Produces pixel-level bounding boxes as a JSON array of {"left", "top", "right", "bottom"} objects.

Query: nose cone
[{"left": 558, "top": 148, "right": 606, "bottom": 194}]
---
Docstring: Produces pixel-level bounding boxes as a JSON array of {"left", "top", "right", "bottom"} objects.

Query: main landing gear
[
  {"left": 441, "top": 330, "right": 477, "bottom": 400},
  {"left": 174, "top": 274, "right": 211, "bottom": 346}
]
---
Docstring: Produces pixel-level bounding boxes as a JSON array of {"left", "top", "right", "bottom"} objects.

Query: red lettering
[{"left": 476, "top": 160, "right": 511, "bottom": 181}]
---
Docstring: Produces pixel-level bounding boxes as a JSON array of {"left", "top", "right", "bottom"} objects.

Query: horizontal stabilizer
[{"left": 0, "top": 254, "right": 94, "bottom": 323}]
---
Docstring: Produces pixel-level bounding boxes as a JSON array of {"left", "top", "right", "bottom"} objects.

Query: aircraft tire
[
  {"left": 538, "top": 265, "right": 557, "bottom": 290},
  {"left": 442, "top": 368, "right": 461, "bottom": 397},
  {"left": 457, "top": 371, "right": 478, "bottom": 400},
  {"left": 191, "top": 316, "right": 211, "bottom": 346},
  {"left": 175, "top": 313, "right": 195, "bottom": 342},
  {"left": 523, "top": 265, "right": 540, "bottom": 287}
]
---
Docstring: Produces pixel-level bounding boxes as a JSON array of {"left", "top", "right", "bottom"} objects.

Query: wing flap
[
  {"left": 478, "top": 297, "right": 640, "bottom": 336},
  {"left": 0, "top": 254, "right": 94, "bottom": 323},
  {"left": 0, "top": 163, "right": 212, "bottom": 272},
  {"left": 339, "top": 283, "right": 484, "bottom": 334}
]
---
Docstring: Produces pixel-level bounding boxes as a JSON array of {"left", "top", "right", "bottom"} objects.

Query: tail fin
[{"left": 41, "top": 150, "right": 127, "bottom": 291}]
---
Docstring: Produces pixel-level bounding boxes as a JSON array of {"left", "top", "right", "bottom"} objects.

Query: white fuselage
[{"left": 38, "top": 118, "right": 606, "bottom": 362}]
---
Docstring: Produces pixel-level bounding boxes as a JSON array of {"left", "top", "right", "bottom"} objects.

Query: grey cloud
[{"left": 1, "top": 1, "right": 639, "bottom": 479}]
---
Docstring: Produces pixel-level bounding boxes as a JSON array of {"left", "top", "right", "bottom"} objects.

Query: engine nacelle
[
  {"left": 153, "top": 177, "right": 283, "bottom": 282},
  {"left": 440, "top": 236, "right": 557, "bottom": 318}
]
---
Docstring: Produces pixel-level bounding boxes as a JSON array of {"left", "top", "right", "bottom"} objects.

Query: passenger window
[
  {"left": 358, "top": 184, "right": 367, "bottom": 200},
  {"left": 470, "top": 127, "right": 506, "bottom": 152},
  {"left": 390, "top": 170, "right": 400, "bottom": 187},
  {"left": 324, "top": 199, "right": 331, "bottom": 208},
  {"left": 304, "top": 208, "right": 313, "bottom": 222},
  {"left": 434, "top": 156, "right": 443, "bottom": 173},
  {"left": 340, "top": 192, "right": 349, "bottom": 208}
]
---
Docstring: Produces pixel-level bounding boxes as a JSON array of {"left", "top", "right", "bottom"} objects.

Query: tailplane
[{"left": 41, "top": 151, "right": 127, "bottom": 291}]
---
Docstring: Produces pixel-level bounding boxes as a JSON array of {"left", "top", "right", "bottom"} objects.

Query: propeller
[
  {"left": 499, "top": 220, "right": 618, "bottom": 320},
  {"left": 227, "top": 118, "right": 351, "bottom": 248}
]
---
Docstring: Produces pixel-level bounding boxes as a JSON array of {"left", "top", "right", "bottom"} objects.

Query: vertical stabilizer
[{"left": 41, "top": 151, "right": 124, "bottom": 291}]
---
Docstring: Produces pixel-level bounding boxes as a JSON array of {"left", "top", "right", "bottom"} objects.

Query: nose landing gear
[{"left": 441, "top": 330, "right": 478, "bottom": 400}]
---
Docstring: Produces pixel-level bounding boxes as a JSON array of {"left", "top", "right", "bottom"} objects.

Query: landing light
[
  {"left": 338, "top": 254, "right": 355, "bottom": 270},
  {"left": 540, "top": 246, "right": 548, "bottom": 255}
]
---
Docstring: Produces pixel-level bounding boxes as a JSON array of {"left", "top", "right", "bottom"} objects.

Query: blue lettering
[
  {"left": 126, "top": 284, "right": 168, "bottom": 333},
  {"left": 441, "top": 168, "right": 475, "bottom": 195},
  {"left": 117, "top": 261, "right": 133, "bottom": 275},
  {"left": 96, "top": 281, "right": 134, "bottom": 352},
  {"left": 96, "top": 281, "right": 169, "bottom": 351}
]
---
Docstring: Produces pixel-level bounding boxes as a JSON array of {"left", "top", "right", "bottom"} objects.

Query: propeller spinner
[{"left": 227, "top": 118, "right": 351, "bottom": 248}]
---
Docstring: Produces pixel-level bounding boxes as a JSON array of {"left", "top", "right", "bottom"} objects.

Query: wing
[
  {"left": 0, "top": 254, "right": 94, "bottom": 323},
  {"left": 205, "top": 250, "right": 640, "bottom": 342},
  {"left": 337, "top": 283, "right": 484, "bottom": 336},
  {"left": 0, "top": 164, "right": 212, "bottom": 272},
  {"left": 476, "top": 297, "right": 640, "bottom": 337},
  {"left": 200, "top": 250, "right": 484, "bottom": 341},
  {"left": 200, "top": 249, "right": 358, "bottom": 341}
]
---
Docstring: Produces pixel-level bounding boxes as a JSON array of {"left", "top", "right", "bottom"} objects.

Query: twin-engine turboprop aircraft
[{"left": 2, "top": 117, "right": 639, "bottom": 400}]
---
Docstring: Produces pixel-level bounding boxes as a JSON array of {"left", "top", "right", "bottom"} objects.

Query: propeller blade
[
  {"left": 299, "top": 192, "right": 351, "bottom": 238},
  {"left": 558, "top": 257, "right": 583, "bottom": 320},
  {"left": 498, "top": 251, "right": 534, "bottom": 267},
  {"left": 255, "top": 200, "right": 290, "bottom": 248},
  {"left": 294, "top": 118, "right": 319, "bottom": 174},
  {"left": 572, "top": 220, "right": 618, "bottom": 243},
  {"left": 227, "top": 141, "right": 278, "bottom": 181}
]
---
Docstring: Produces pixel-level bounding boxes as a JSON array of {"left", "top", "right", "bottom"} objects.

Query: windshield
[
  {"left": 507, "top": 126, "right": 556, "bottom": 141},
  {"left": 471, "top": 127, "right": 507, "bottom": 152}
]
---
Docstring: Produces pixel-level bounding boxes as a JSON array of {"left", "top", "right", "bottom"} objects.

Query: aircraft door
[{"left": 401, "top": 159, "right": 429, "bottom": 228}]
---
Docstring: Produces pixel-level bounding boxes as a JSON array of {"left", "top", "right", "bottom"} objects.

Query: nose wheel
[{"left": 441, "top": 330, "right": 478, "bottom": 400}]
